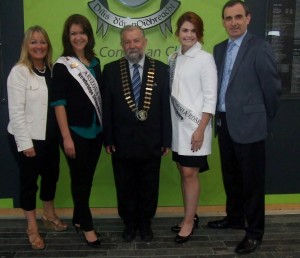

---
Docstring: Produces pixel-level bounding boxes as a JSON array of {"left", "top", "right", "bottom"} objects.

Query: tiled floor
[{"left": 0, "top": 214, "right": 299, "bottom": 257}]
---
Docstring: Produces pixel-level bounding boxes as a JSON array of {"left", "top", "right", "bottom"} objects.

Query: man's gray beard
[{"left": 126, "top": 51, "right": 143, "bottom": 64}]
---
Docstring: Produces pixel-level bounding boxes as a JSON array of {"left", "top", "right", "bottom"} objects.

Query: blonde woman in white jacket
[
  {"left": 169, "top": 12, "right": 217, "bottom": 243},
  {"left": 7, "top": 26, "right": 67, "bottom": 250}
]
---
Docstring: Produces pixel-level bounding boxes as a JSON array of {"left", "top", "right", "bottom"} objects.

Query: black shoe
[
  {"left": 193, "top": 214, "right": 199, "bottom": 229},
  {"left": 171, "top": 214, "right": 199, "bottom": 233},
  {"left": 235, "top": 236, "right": 261, "bottom": 254},
  {"left": 171, "top": 225, "right": 181, "bottom": 233},
  {"left": 86, "top": 239, "right": 101, "bottom": 248},
  {"left": 207, "top": 217, "right": 244, "bottom": 229},
  {"left": 139, "top": 226, "right": 153, "bottom": 242},
  {"left": 174, "top": 229, "right": 193, "bottom": 244},
  {"left": 122, "top": 227, "right": 136, "bottom": 242},
  {"left": 74, "top": 225, "right": 100, "bottom": 237},
  {"left": 83, "top": 230, "right": 101, "bottom": 248}
]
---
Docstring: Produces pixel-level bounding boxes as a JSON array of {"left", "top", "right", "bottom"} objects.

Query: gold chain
[{"left": 120, "top": 57, "right": 155, "bottom": 120}]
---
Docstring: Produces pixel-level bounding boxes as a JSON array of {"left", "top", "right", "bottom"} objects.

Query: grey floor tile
[{"left": 0, "top": 215, "right": 299, "bottom": 257}]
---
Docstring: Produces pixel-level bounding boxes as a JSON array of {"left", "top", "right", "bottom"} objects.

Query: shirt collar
[
  {"left": 89, "top": 57, "right": 98, "bottom": 67},
  {"left": 229, "top": 30, "right": 247, "bottom": 47},
  {"left": 128, "top": 55, "right": 145, "bottom": 69}
]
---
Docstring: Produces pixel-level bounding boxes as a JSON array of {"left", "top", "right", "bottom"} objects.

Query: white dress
[{"left": 169, "top": 42, "right": 217, "bottom": 156}]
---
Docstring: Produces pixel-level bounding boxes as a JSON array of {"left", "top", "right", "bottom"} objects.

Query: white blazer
[{"left": 7, "top": 64, "right": 48, "bottom": 151}]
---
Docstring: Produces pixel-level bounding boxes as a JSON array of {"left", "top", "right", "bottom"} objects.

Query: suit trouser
[
  {"left": 8, "top": 133, "right": 60, "bottom": 211},
  {"left": 63, "top": 131, "right": 102, "bottom": 231},
  {"left": 111, "top": 155, "right": 161, "bottom": 229},
  {"left": 217, "top": 112, "right": 265, "bottom": 240}
]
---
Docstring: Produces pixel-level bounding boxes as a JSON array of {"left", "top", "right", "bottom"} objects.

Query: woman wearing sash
[
  {"left": 51, "top": 14, "right": 102, "bottom": 248},
  {"left": 7, "top": 26, "right": 67, "bottom": 250},
  {"left": 169, "top": 12, "right": 217, "bottom": 243}
]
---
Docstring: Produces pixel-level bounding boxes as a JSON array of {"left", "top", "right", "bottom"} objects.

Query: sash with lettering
[
  {"left": 169, "top": 52, "right": 201, "bottom": 125},
  {"left": 56, "top": 56, "right": 102, "bottom": 126}
]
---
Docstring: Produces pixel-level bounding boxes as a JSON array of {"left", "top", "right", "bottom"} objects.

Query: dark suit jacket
[
  {"left": 102, "top": 56, "right": 172, "bottom": 158},
  {"left": 214, "top": 32, "right": 281, "bottom": 144}
]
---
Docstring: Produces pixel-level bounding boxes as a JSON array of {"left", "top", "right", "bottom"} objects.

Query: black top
[
  {"left": 51, "top": 58, "right": 102, "bottom": 127},
  {"left": 33, "top": 66, "right": 58, "bottom": 140}
]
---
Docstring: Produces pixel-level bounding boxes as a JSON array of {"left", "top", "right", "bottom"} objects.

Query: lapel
[
  {"left": 228, "top": 32, "right": 253, "bottom": 86},
  {"left": 122, "top": 59, "right": 135, "bottom": 106},
  {"left": 216, "top": 41, "right": 228, "bottom": 92}
]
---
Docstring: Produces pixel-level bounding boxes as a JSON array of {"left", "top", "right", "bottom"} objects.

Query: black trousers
[
  {"left": 111, "top": 155, "right": 161, "bottom": 229},
  {"left": 217, "top": 112, "right": 265, "bottom": 240},
  {"left": 8, "top": 133, "right": 60, "bottom": 211},
  {"left": 63, "top": 131, "right": 102, "bottom": 231}
]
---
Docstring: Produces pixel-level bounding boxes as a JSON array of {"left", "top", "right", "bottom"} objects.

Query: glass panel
[{"left": 266, "top": 0, "right": 300, "bottom": 98}]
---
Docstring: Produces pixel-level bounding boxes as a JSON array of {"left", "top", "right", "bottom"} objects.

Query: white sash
[
  {"left": 169, "top": 52, "right": 178, "bottom": 90},
  {"left": 169, "top": 52, "right": 201, "bottom": 126},
  {"left": 56, "top": 56, "right": 102, "bottom": 126},
  {"left": 170, "top": 95, "right": 201, "bottom": 125}
]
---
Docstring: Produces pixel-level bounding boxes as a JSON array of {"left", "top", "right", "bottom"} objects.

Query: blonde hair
[{"left": 17, "top": 25, "right": 53, "bottom": 73}]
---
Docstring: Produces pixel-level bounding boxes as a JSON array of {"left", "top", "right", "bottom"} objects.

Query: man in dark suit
[
  {"left": 207, "top": 0, "right": 281, "bottom": 255},
  {"left": 102, "top": 25, "right": 171, "bottom": 242}
]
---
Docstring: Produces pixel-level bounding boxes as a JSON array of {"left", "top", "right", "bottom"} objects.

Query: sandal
[
  {"left": 41, "top": 215, "right": 68, "bottom": 232},
  {"left": 27, "top": 230, "right": 45, "bottom": 250}
]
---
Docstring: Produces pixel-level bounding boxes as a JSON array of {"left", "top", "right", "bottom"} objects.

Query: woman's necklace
[{"left": 35, "top": 64, "right": 46, "bottom": 74}]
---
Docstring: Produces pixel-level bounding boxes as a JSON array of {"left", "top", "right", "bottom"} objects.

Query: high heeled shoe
[
  {"left": 84, "top": 230, "right": 101, "bottom": 248},
  {"left": 26, "top": 230, "right": 45, "bottom": 250},
  {"left": 74, "top": 224, "right": 80, "bottom": 233},
  {"left": 174, "top": 219, "right": 196, "bottom": 244},
  {"left": 174, "top": 230, "right": 193, "bottom": 244},
  {"left": 86, "top": 238, "right": 101, "bottom": 248},
  {"left": 170, "top": 225, "right": 181, "bottom": 233},
  {"left": 41, "top": 215, "right": 68, "bottom": 232},
  {"left": 73, "top": 224, "right": 100, "bottom": 237},
  {"left": 194, "top": 214, "right": 199, "bottom": 229},
  {"left": 171, "top": 214, "right": 199, "bottom": 233}
]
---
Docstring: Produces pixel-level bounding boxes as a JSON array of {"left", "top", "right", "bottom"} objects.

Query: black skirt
[{"left": 172, "top": 152, "right": 209, "bottom": 173}]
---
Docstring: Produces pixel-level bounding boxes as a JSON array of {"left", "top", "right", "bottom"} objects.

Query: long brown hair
[{"left": 62, "top": 14, "right": 95, "bottom": 61}]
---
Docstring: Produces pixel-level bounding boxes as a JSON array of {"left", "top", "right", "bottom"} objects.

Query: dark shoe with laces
[
  {"left": 207, "top": 217, "right": 244, "bottom": 229},
  {"left": 235, "top": 236, "right": 261, "bottom": 254},
  {"left": 122, "top": 227, "right": 136, "bottom": 242}
]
